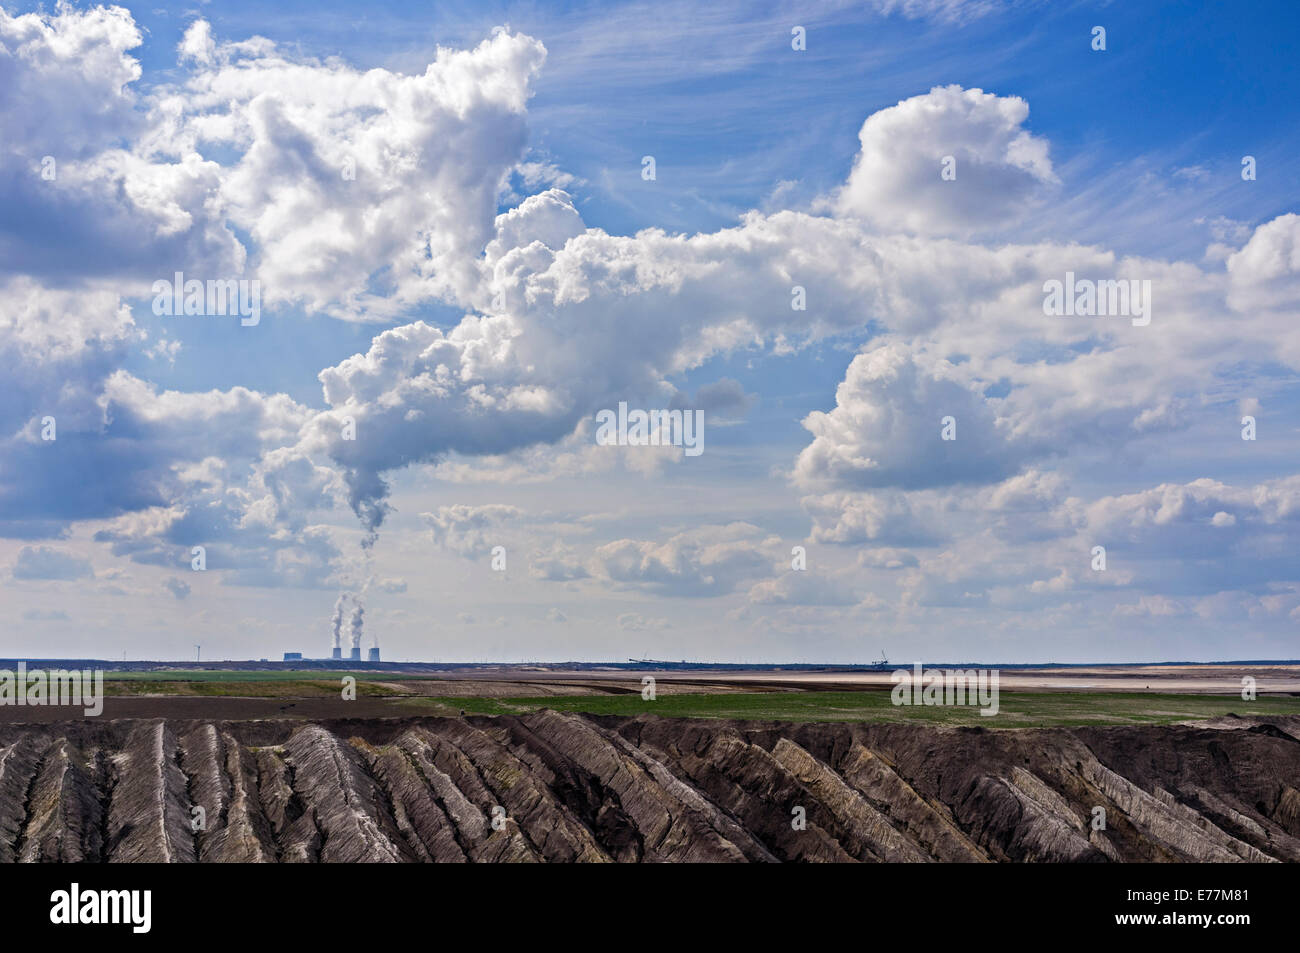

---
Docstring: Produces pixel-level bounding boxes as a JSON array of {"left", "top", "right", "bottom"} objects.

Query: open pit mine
[{"left": 2, "top": 712, "right": 1299, "bottom": 862}]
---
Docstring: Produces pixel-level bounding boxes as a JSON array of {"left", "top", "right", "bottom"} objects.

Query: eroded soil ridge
[{"left": 2, "top": 713, "right": 1298, "bottom": 862}]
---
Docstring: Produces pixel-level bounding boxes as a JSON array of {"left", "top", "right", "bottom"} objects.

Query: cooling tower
[
  {"left": 349, "top": 647, "right": 361, "bottom": 661},
  {"left": 331, "top": 647, "right": 342, "bottom": 660},
  {"left": 367, "top": 647, "right": 380, "bottom": 662}
]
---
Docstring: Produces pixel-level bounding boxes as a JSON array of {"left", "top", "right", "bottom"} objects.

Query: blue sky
[
  {"left": 104, "top": 1, "right": 1300, "bottom": 245},
  {"left": 2, "top": 0, "right": 1298, "bottom": 662}
]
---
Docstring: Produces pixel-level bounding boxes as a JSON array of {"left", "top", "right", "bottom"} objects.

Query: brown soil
[{"left": 2, "top": 712, "right": 1298, "bottom": 862}]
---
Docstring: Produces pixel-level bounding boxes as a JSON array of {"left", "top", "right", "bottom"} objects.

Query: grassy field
[
  {"left": 103, "top": 670, "right": 397, "bottom": 683},
  {"left": 104, "top": 674, "right": 404, "bottom": 698},
  {"left": 397, "top": 690, "right": 1300, "bottom": 727},
  {"left": 94, "top": 670, "right": 1300, "bottom": 726}
]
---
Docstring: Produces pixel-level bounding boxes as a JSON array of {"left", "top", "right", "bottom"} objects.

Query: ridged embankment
[{"left": 1, "top": 713, "right": 1297, "bottom": 862}]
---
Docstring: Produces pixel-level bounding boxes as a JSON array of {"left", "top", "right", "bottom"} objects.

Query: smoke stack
[
  {"left": 349, "top": 601, "right": 364, "bottom": 650},
  {"left": 330, "top": 594, "right": 348, "bottom": 658}
]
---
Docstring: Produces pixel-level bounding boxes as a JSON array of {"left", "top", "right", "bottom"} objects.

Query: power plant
[
  {"left": 330, "top": 592, "right": 371, "bottom": 663},
  {"left": 348, "top": 600, "right": 364, "bottom": 661}
]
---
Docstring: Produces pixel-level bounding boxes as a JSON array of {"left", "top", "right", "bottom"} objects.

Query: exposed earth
[{"left": 3, "top": 711, "right": 1299, "bottom": 862}]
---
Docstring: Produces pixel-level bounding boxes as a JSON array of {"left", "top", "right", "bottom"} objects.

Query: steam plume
[
  {"left": 350, "top": 599, "right": 365, "bottom": 649},
  {"left": 330, "top": 593, "right": 349, "bottom": 649}
]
